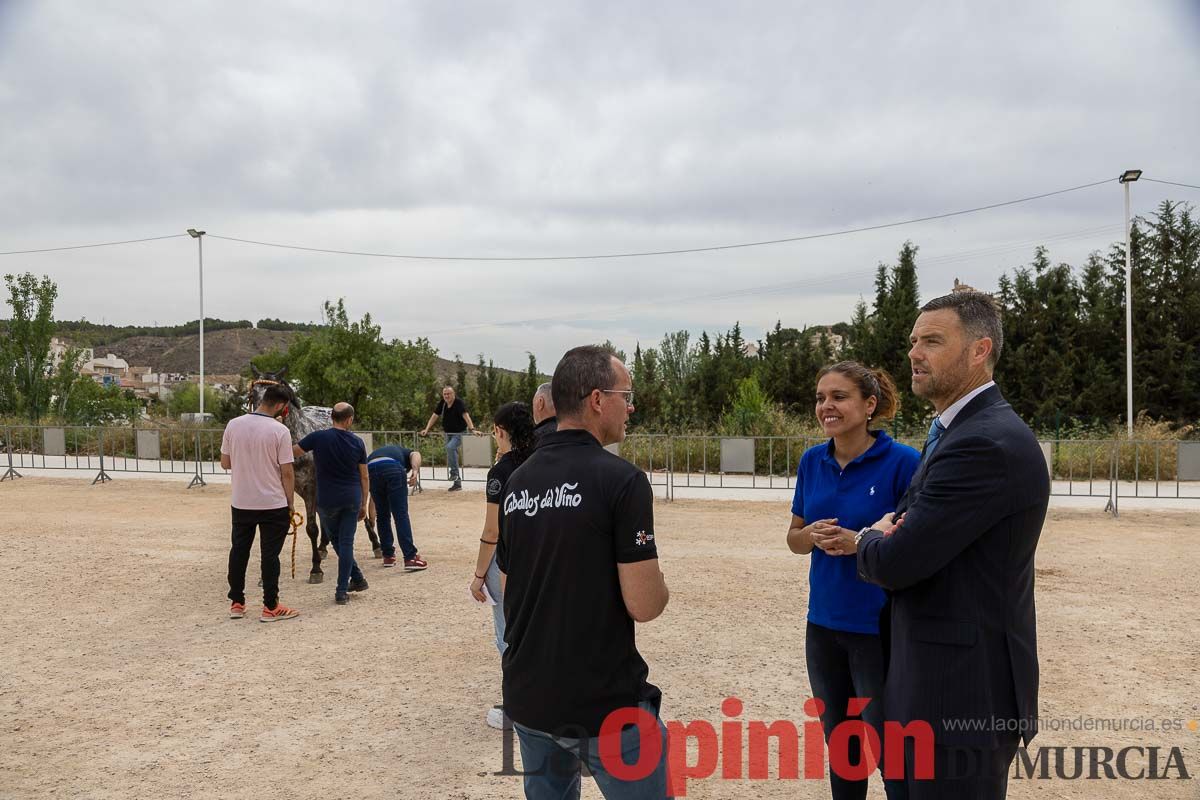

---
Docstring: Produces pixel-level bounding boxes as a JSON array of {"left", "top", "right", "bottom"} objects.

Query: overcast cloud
[{"left": 1, "top": 0, "right": 1197, "bottom": 369}]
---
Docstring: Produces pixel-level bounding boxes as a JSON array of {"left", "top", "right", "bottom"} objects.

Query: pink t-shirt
[{"left": 220, "top": 413, "right": 295, "bottom": 510}]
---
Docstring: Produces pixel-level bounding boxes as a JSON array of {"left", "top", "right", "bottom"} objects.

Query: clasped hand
[{"left": 806, "top": 518, "right": 858, "bottom": 557}]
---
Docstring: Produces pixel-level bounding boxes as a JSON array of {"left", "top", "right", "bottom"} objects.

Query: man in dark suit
[{"left": 855, "top": 291, "right": 1049, "bottom": 799}]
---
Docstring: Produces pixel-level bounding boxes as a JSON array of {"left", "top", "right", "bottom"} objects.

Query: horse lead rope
[{"left": 288, "top": 509, "right": 304, "bottom": 579}]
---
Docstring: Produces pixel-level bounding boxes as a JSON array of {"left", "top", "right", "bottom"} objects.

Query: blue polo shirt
[
  {"left": 297, "top": 428, "right": 367, "bottom": 509},
  {"left": 791, "top": 431, "right": 920, "bottom": 634},
  {"left": 367, "top": 444, "right": 413, "bottom": 471}
]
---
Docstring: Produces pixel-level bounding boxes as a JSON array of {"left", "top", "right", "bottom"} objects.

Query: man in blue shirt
[
  {"left": 294, "top": 402, "right": 369, "bottom": 605},
  {"left": 366, "top": 443, "right": 428, "bottom": 570}
]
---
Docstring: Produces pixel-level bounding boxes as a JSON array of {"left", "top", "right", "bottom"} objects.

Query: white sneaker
[{"left": 486, "top": 706, "right": 512, "bottom": 730}]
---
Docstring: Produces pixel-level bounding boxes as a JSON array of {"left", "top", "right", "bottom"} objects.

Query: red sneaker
[
  {"left": 382, "top": 556, "right": 398, "bottom": 568},
  {"left": 229, "top": 602, "right": 245, "bottom": 619},
  {"left": 260, "top": 603, "right": 300, "bottom": 622},
  {"left": 404, "top": 555, "right": 428, "bottom": 571}
]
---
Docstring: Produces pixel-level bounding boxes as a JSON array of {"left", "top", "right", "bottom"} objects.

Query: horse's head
[{"left": 248, "top": 365, "right": 299, "bottom": 417}]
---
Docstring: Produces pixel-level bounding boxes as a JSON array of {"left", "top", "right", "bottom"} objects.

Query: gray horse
[{"left": 248, "top": 366, "right": 381, "bottom": 583}]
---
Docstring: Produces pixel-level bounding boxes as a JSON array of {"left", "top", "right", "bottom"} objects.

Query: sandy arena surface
[{"left": 1, "top": 477, "right": 1197, "bottom": 799}]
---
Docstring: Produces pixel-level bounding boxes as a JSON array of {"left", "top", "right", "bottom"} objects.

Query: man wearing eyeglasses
[{"left": 496, "top": 345, "right": 670, "bottom": 797}]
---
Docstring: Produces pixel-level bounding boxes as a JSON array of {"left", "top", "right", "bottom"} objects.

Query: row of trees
[{"left": 626, "top": 201, "right": 1199, "bottom": 435}]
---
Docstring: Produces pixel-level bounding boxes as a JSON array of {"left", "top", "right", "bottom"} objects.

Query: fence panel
[{"left": 4, "top": 424, "right": 1199, "bottom": 502}]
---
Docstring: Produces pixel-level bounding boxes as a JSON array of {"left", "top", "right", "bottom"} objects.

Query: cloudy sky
[{"left": 1, "top": 1, "right": 1198, "bottom": 369}]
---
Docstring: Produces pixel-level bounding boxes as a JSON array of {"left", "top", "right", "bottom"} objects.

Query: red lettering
[
  {"left": 721, "top": 697, "right": 743, "bottom": 779},
  {"left": 803, "top": 697, "right": 826, "bottom": 778},
  {"left": 598, "top": 707, "right": 662, "bottom": 783},
  {"left": 666, "top": 720, "right": 718, "bottom": 797},
  {"left": 829, "top": 720, "right": 880, "bottom": 781},
  {"left": 883, "top": 720, "right": 935, "bottom": 780},
  {"left": 747, "top": 720, "right": 800, "bottom": 780}
]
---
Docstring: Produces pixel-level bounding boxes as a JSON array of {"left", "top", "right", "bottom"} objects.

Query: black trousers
[
  {"left": 905, "top": 736, "right": 1020, "bottom": 800},
  {"left": 227, "top": 506, "right": 290, "bottom": 609},
  {"left": 806, "top": 622, "right": 906, "bottom": 800}
]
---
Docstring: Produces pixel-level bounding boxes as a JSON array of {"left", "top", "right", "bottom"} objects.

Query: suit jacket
[{"left": 857, "top": 385, "right": 1048, "bottom": 747}]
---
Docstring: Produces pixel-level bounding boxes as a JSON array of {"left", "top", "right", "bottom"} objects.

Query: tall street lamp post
[
  {"left": 1118, "top": 170, "right": 1141, "bottom": 438},
  {"left": 186, "top": 228, "right": 207, "bottom": 488}
]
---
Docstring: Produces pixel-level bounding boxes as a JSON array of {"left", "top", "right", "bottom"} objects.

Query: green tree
[
  {"left": 2, "top": 272, "right": 59, "bottom": 421},
  {"left": 64, "top": 379, "right": 140, "bottom": 424},
  {"left": 169, "top": 383, "right": 226, "bottom": 416},
  {"left": 1072, "top": 253, "right": 1122, "bottom": 421},
  {"left": 253, "top": 298, "right": 437, "bottom": 429},
  {"left": 720, "top": 374, "right": 772, "bottom": 435},
  {"left": 520, "top": 352, "right": 540, "bottom": 405},
  {"left": 630, "top": 343, "right": 666, "bottom": 428},
  {"left": 756, "top": 322, "right": 829, "bottom": 416},
  {"left": 48, "top": 346, "right": 90, "bottom": 419}
]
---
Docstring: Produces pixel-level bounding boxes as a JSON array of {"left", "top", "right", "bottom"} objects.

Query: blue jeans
[
  {"left": 515, "top": 701, "right": 671, "bottom": 799},
  {"left": 317, "top": 504, "right": 365, "bottom": 594},
  {"left": 485, "top": 555, "right": 506, "bottom": 655},
  {"left": 369, "top": 463, "right": 416, "bottom": 559},
  {"left": 806, "top": 621, "right": 907, "bottom": 800},
  {"left": 445, "top": 433, "right": 463, "bottom": 482}
]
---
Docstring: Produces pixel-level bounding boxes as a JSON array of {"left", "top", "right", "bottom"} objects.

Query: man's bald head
[
  {"left": 533, "top": 381, "right": 555, "bottom": 424},
  {"left": 331, "top": 402, "right": 355, "bottom": 426}
]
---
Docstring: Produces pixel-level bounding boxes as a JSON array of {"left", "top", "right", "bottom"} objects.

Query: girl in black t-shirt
[{"left": 470, "top": 401, "right": 535, "bottom": 730}]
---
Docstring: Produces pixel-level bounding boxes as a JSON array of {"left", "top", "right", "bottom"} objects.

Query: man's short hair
[
  {"left": 534, "top": 381, "right": 554, "bottom": 406},
  {"left": 331, "top": 403, "right": 355, "bottom": 423},
  {"left": 262, "top": 384, "right": 292, "bottom": 407},
  {"left": 921, "top": 291, "right": 1004, "bottom": 368},
  {"left": 552, "top": 346, "right": 616, "bottom": 419}
]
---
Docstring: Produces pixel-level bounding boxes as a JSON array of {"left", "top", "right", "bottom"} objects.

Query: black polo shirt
[{"left": 496, "top": 428, "right": 660, "bottom": 736}]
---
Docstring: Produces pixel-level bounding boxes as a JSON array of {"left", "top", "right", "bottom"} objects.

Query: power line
[
  {"left": 416, "top": 222, "right": 1124, "bottom": 337},
  {"left": 209, "top": 178, "right": 1115, "bottom": 262},
  {"left": 1143, "top": 178, "right": 1200, "bottom": 192},
  {"left": 0, "top": 234, "right": 188, "bottom": 256}
]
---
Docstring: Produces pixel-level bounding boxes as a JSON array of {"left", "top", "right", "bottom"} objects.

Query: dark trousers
[
  {"left": 227, "top": 506, "right": 290, "bottom": 609},
  {"left": 806, "top": 621, "right": 907, "bottom": 800},
  {"left": 317, "top": 504, "right": 365, "bottom": 593},
  {"left": 369, "top": 463, "right": 416, "bottom": 559},
  {"left": 904, "top": 736, "right": 1019, "bottom": 800}
]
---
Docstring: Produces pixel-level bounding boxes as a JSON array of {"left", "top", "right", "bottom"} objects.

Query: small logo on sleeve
[
  {"left": 634, "top": 530, "right": 654, "bottom": 546},
  {"left": 487, "top": 478, "right": 502, "bottom": 495}
]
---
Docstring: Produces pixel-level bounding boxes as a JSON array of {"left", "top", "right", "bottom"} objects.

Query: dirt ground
[{"left": 1, "top": 477, "right": 1197, "bottom": 799}]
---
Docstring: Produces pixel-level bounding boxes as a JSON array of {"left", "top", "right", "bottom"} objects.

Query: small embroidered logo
[
  {"left": 869, "top": 485, "right": 876, "bottom": 496},
  {"left": 634, "top": 530, "right": 654, "bottom": 546}
]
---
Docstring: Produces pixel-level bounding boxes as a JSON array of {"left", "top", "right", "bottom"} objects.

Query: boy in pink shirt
[{"left": 219, "top": 384, "right": 301, "bottom": 622}]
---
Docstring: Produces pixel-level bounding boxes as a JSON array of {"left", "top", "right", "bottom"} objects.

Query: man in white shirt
[{"left": 220, "top": 384, "right": 301, "bottom": 622}]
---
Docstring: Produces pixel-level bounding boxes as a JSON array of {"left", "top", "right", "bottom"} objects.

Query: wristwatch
[{"left": 855, "top": 527, "right": 874, "bottom": 547}]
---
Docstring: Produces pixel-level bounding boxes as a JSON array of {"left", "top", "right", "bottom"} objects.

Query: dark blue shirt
[
  {"left": 298, "top": 428, "right": 367, "bottom": 508},
  {"left": 791, "top": 431, "right": 920, "bottom": 634},
  {"left": 367, "top": 444, "right": 414, "bottom": 471}
]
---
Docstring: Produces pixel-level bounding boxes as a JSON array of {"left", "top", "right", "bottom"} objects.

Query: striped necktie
[{"left": 922, "top": 418, "right": 947, "bottom": 460}]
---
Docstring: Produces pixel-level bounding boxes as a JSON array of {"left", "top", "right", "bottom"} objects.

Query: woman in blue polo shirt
[{"left": 787, "top": 361, "right": 918, "bottom": 800}]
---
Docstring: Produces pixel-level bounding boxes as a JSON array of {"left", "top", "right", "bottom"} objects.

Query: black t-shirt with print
[
  {"left": 486, "top": 451, "right": 519, "bottom": 504},
  {"left": 496, "top": 428, "right": 660, "bottom": 736},
  {"left": 434, "top": 397, "right": 468, "bottom": 433}
]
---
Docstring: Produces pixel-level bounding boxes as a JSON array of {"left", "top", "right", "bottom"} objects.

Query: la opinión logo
[{"left": 496, "top": 696, "right": 934, "bottom": 796}]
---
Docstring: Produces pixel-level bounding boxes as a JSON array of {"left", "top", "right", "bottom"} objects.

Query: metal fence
[{"left": 4, "top": 424, "right": 1199, "bottom": 511}]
